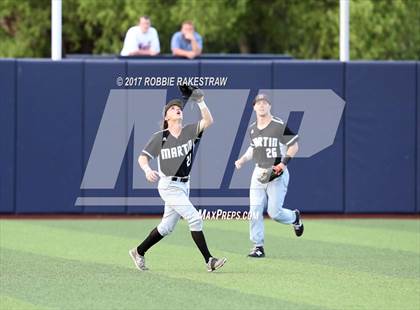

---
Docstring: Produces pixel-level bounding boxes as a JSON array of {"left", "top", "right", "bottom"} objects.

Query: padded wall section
[
  {"left": 345, "top": 62, "right": 416, "bottom": 213},
  {"left": 273, "top": 61, "right": 345, "bottom": 213},
  {"left": 16, "top": 60, "right": 83, "bottom": 213},
  {"left": 417, "top": 62, "right": 420, "bottom": 213},
  {"left": 82, "top": 60, "right": 127, "bottom": 213},
  {"left": 202, "top": 60, "right": 272, "bottom": 213},
  {"left": 0, "top": 59, "right": 16, "bottom": 212},
  {"left": 2, "top": 59, "right": 418, "bottom": 214}
]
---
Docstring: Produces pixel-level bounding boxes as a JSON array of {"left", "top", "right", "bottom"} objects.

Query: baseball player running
[
  {"left": 235, "top": 94, "right": 304, "bottom": 258},
  {"left": 129, "top": 86, "right": 227, "bottom": 272}
]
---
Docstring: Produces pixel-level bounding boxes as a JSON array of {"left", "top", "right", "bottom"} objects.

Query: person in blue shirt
[{"left": 171, "top": 20, "right": 203, "bottom": 59}]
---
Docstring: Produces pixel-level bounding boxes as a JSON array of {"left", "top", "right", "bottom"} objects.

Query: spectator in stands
[
  {"left": 171, "top": 21, "right": 202, "bottom": 59},
  {"left": 121, "top": 16, "right": 160, "bottom": 56}
]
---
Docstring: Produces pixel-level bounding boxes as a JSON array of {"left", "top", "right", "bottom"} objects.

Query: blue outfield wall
[
  {"left": 83, "top": 60, "right": 127, "bottom": 214},
  {"left": 15, "top": 60, "right": 84, "bottom": 213},
  {"left": 0, "top": 59, "right": 15, "bottom": 213},
  {"left": 417, "top": 62, "right": 420, "bottom": 213},
  {"left": 273, "top": 61, "right": 345, "bottom": 213},
  {"left": 0, "top": 59, "right": 418, "bottom": 214},
  {"left": 345, "top": 62, "right": 417, "bottom": 213}
]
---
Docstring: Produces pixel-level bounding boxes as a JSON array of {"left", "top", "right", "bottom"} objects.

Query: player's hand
[
  {"left": 235, "top": 159, "right": 243, "bottom": 170},
  {"left": 145, "top": 170, "right": 160, "bottom": 182},
  {"left": 273, "top": 163, "right": 286, "bottom": 175},
  {"left": 193, "top": 90, "right": 204, "bottom": 103}
]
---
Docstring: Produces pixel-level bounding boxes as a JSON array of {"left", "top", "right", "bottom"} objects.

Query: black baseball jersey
[
  {"left": 249, "top": 117, "right": 298, "bottom": 168},
  {"left": 142, "top": 122, "right": 202, "bottom": 177}
]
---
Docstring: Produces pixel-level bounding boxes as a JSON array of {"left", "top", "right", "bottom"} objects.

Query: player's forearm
[
  {"left": 240, "top": 147, "right": 253, "bottom": 163},
  {"left": 199, "top": 102, "right": 213, "bottom": 128},
  {"left": 200, "top": 101, "right": 214, "bottom": 126},
  {"left": 138, "top": 155, "right": 152, "bottom": 173},
  {"left": 273, "top": 142, "right": 298, "bottom": 172},
  {"left": 286, "top": 142, "right": 299, "bottom": 158}
]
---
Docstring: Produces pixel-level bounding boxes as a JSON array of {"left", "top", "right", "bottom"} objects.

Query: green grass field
[{"left": 1, "top": 218, "right": 419, "bottom": 310}]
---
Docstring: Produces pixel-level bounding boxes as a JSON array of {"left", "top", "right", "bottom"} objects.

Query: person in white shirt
[{"left": 121, "top": 16, "right": 160, "bottom": 56}]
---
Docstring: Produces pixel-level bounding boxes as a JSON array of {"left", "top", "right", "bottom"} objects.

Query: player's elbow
[
  {"left": 138, "top": 154, "right": 149, "bottom": 166},
  {"left": 207, "top": 114, "right": 214, "bottom": 126},
  {"left": 290, "top": 142, "right": 299, "bottom": 155},
  {"left": 204, "top": 116, "right": 214, "bottom": 129},
  {"left": 201, "top": 120, "right": 212, "bottom": 131}
]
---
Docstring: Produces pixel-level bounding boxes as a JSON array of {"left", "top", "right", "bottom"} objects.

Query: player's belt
[
  {"left": 257, "top": 164, "right": 272, "bottom": 169},
  {"left": 171, "top": 176, "right": 190, "bottom": 183}
]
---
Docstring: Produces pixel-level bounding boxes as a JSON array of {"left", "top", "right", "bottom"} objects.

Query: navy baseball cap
[
  {"left": 163, "top": 99, "right": 184, "bottom": 117},
  {"left": 252, "top": 94, "right": 271, "bottom": 106}
]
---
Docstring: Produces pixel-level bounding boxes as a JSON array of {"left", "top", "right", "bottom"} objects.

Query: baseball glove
[
  {"left": 257, "top": 167, "right": 283, "bottom": 184},
  {"left": 179, "top": 84, "right": 204, "bottom": 103}
]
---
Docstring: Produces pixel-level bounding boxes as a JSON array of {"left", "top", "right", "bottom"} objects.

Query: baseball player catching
[
  {"left": 129, "top": 86, "right": 227, "bottom": 272},
  {"left": 235, "top": 94, "right": 304, "bottom": 258}
]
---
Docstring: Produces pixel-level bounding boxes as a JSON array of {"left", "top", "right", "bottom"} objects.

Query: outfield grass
[{"left": 0, "top": 218, "right": 419, "bottom": 310}]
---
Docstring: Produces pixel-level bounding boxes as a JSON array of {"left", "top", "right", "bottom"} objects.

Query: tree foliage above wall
[{"left": 0, "top": 0, "right": 418, "bottom": 59}]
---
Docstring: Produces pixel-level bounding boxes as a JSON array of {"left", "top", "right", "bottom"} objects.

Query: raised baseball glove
[
  {"left": 257, "top": 166, "right": 284, "bottom": 184},
  {"left": 179, "top": 84, "right": 204, "bottom": 103}
]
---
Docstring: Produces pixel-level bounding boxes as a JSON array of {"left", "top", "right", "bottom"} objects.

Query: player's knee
[
  {"left": 267, "top": 208, "right": 277, "bottom": 219},
  {"left": 267, "top": 208, "right": 285, "bottom": 221},
  {"left": 188, "top": 214, "right": 203, "bottom": 231},
  {"left": 268, "top": 208, "right": 291, "bottom": 223},
  {"left": 157, "top": 222, "right": 175, "bottom": 236}
]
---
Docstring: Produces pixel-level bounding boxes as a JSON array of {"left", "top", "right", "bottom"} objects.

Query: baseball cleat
[
  {"left": 293, "top": 209, "right": 304, "bottom": 237},
  {"left": 129, "top": 248, "right": 148, "bottom": 271},
  {"left": 207, "top": 257, "right": 227, "bottom": 272},
  {"left": 248, "top": 246, "right": 265, "bottom": 258}
]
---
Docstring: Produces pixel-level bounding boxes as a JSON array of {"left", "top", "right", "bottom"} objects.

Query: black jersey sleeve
[
  {"left": 280, "top": 126, "right": 299, "bottom": 146},
  {"left": 142, "top": 132, "right": 162, "bottom": 159}
]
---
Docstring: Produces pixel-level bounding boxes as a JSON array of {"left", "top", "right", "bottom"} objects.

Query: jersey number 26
[{"left": 266, "top": 148, "right": 277, "bottom": 158}]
